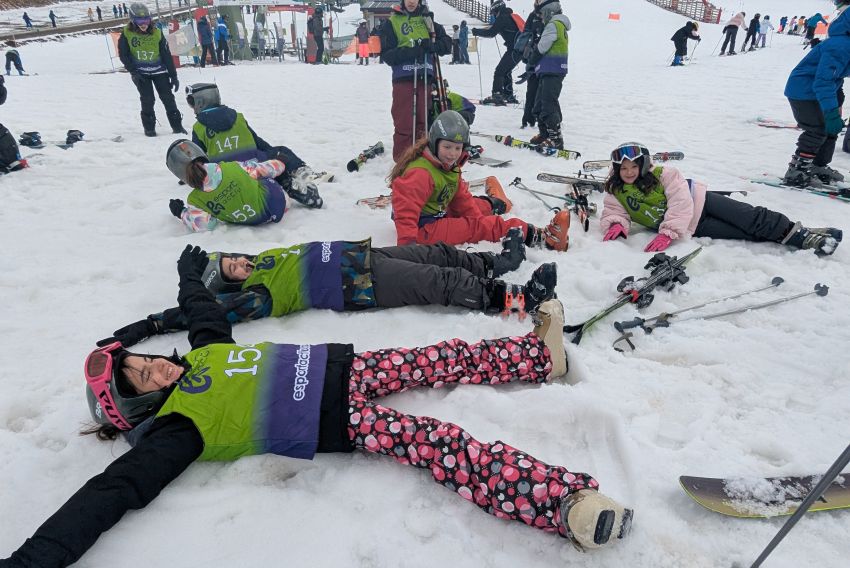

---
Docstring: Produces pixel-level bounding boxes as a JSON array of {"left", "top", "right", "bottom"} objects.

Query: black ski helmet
[
  {"left": 201, "top": 251, "right": 254, "bottom": 294},
  {"left": 428, "top": 110, "right": 470, "bottom": 156},
  {"left": 84, "top": 342, "right": 170, "bottom": 430},
  {"left": 128, "top": 3, "right": 152, "bottom": 26},
  {"left": 166, "top": 139, "right": 207, "bottom": 185},
  {"left": 186, "top": 83, "right": 221, "bottom": 113}
]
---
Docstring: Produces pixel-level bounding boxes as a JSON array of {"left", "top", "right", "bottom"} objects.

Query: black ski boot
[
  {"left": 783, "top": 153, "right": 815, "bottom": 187},
  {"left": 167, "top": 111, "right": 188, "bottom": 135},
  {"left": 782, "top": 222, "right": 843, "bottom": 256},
  {"left": 539, "top": 125, "right": 564, "bottom": 150},
  {"left": 810, "top": 164, "right": 844, "bottom": 184},
  {"left": 485, "top": 262, "right": 556, "bottom": 317},
  {"left": 523, "top": 262, "right": 558, "bottom": 313},
  {"left": 475, "top": 195, "right": 508, "bottom": 215},
  {"left": 141, "top": 111, "right": 157, "bottom": 137},
  {"left": 489, "top": 227, "right": 526, "bottom": 277},
  {"left": 530, "top": 127, "right": 547, "bottom": 145},
  {"left": 482, "top": 93, "right": 507, "bottom": 106},
  {"left": 504, "top": 93, "right": 520, "bottom": 104}
]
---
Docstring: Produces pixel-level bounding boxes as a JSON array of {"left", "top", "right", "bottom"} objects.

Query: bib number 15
[{"left": 225, "top": 347, "right": 262, "bottom": 377}]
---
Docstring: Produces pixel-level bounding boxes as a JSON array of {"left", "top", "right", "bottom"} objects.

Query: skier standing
[
  {"left": 783, "top": 1, "right": 850, "bottom": 187},
  {"left": 356, "top": 19, "right": 370, "bottom": 65},
  {"left": 458, "top": 20, "right": 470, "bottom": 63},
  {"left": 719, "top": 11, "right": 745, "bottom": 55},
  {"left": 471, "top": 0, "right": 522, "bottom": 105},
  {"left": 779, "top": 16, "right": 788, "bottom": 33},
  {"left": 740, "top": 13, "right": 761, "bottom": 51},
  {"left": 518, "top": 0, "right": 548, "bottom": 129},
  {"left": 0, "top": 241, "right": 633, "bottom": 566},
  {"left": 96, "top": 6, "right": 102, "bottom": 21},
  {"left": 805, "top": 12, "right": 826, "bottom": 42},
  {"left": 196, "top": 15, "right": 219, "bottom": 67},
  {"left": 380, "top": 0, "right": 451, "bottom": 161},
  {"left": 48, "top": 10, "right": 57, "bottom": 28},
  {"left": 526, "top": 1, "right": 570, "bottom": 149},
  {"left": 309, "top": 7, "right": 327, "bottom": 64},
  {"left": 88, "top": 7, "right": 94, "bottom": 22},
  {"left": 670, "top": 21, "right": 700, "bottom": 66},
  {"left": 390, "top": 110, "right": 571, "bottom": 251},
  {"left": 758, "top": 15, "right": 774, "bottom": 48},
  {"left": 118, "top": 3, "right": 185, "bottom": 136},
  {"left": 215, "top": 16, "right": 231, "bottom": 65},
  {"left": 600, "top": 143, "right": 842, "bottom": 256},
  {"left": 22, "top": 12, "right": 32, "bottom": 28},
  {"left": 184, "top": 82, "right": 324, "bottom": 208}
]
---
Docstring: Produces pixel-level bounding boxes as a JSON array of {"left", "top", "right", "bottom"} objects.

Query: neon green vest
[
  {"left": 192, "top": 113, "right": 257, "bottom": 161},
  {"left": 614, "top": 166, "right": 668, "bottom": 230},
  {"left": 187, "top": 162, "right": 267, "bottom": 224},
  {"left": 122, "top": 27, "right": 163, "bottom": 70},
  {"left": 405, "top": 156, "right": 459, "bottom": 217},
  {"left": 244, "top": 245, "right": 309, "bottom": 317}
]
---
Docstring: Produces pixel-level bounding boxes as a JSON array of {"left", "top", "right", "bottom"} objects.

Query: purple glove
[
  {"left": 603, "top": 223, "right": 627, "bottom": 241},
  {"left": 644, "top": 234, "right": 673, "bottom": 252}
]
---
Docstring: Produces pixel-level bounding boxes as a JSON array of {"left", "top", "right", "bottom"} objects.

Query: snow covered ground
[{"left": 1, "top": 0, "right": 848, "bottom": 566}]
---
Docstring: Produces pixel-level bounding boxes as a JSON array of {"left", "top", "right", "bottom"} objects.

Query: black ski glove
[
  {"left": 169, "top": 198, "right": 185, "bottom": 218},
  {"left": 177, "top": 245, "right": 208, "bottom": 281},
  {"left": 416, "top": 38, "right": 435, "bottom": 53},
  {"left": 170, "top": 76, "right": 180, "bottom": 93},
  {"left": 516, "top": 70, "right": 531, "bottom": 84},
  {"left": 97, "top": 317, "right": 160, "bottom": 348}
]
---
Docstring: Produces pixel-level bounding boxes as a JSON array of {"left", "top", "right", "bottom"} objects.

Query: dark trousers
[
  {"left": 4, "top": 53, "right": 23, "bottom": 74},
  {"left": 391, "top": 79, "right": 429, "bottom": 161},
  {"left": 131, "top": 73, "right": 181, "bottom": 131},
  {"left": 200, "top": 43, "right": 219, "bottom": 66},
  {"left": 271, "top": 145, "right": 307, "bottom": 188},
  {"left": 523, "top": 73, "right": 540, "bottom": 127},
  {"left": 315, "top": 38, "right": 324, "bottom": 63},
  {"left": 371, "top": 243, "right": 493, "bottom": 310},
  {"left": 721, "top": 26, "right": 738, "bottom": 53},
  {"left": 741, "top": 29, "right": 758, "bottom": 50},
  {"left": 789, "top": 98, "right": 836, "bottom": 166},
  {"left": 533, "top": 74, "right": 564, "bottom": 133},
  {"left": 217, "top": 41, "right": 230, "bottom": 64},
  {"left": 492, "top": 50, "right": 520, "bottom": 96},
  {"left": 673, "top": 38, "right": 688, "bottom": 57},
  {"left": 694, "top": 192, "right": 794, "bottom": 242}
]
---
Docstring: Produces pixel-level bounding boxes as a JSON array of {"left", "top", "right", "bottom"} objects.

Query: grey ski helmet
[
  {"left": 428, "top": 110, "right": 470, "bottom": 156},
  {"left": 611, "top": 142, "right": 652, "bottom": 176},
  {"left": 540, "top": 1, "right": 562, "bottom": 23},
  {"left": 129, "top": 3, "right": 152, "bottom": 26},
  {"left": 84, "top": 342, "right": 170, "bottom": 430},
  {"left": 201, "top": 251, "right": 254, "bottom": 294},
  {"left": 186, "top": 83, "right": 221, "bottom": 114},
  {"left": 166, "top": 139, "right": 207, "bottom": 185}
]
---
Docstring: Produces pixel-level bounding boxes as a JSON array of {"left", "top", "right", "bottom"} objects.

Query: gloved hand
[
  {"left": 603, "top": 223, "right": 627, "bottom": 241},
  {"left": 177, "top": 245, "right": 209, "bottom": 280},
  {"left": 472, "top": 28, "right": 480, "bottom": 37},
  {"left": 97, "top": 318, "right": 159, "bottom": 348},
  {"left": 644, "top": 234, "right": 673, "bottom": 252},
  {"left": 169, "top": 198, "right": 185, "bottom": 218},
  {"left": 824, "top": 108, "right": 844, "bottom": 136},
  {"left": 170, "top": 75, "right": 180, "bottom": 93},
  {"left": 416, "top": 38, "right": 434, "bottom": 53},
  {"left": 515, "top": 70, "right": 531, "bottom": 85}
]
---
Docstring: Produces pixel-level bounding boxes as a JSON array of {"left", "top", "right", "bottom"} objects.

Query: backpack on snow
[{"left": 0, "top": 123, "right": 25, "bottom": 174}]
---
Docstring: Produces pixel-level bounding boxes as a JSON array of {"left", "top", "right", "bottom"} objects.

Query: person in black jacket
[
  {"left": 309, "top": 6, "right": 327, "bottom": 64},
  {"left": 670, "top": 21, "right": 700, "bottom": 66},
  {"left": 740, "top": 13, "right": 761, "bottom": 51},
  {"left": 0, "top": 245, "right": 633, "bottom": 566},
  {"left": 472, "top": 0, "right": 522, "bottom": 105},
  {"left": 118, "top": 3, "right": 185, "bottom": 136},
  {"left": 518, "top": 0, "right": 551, "bottom": 129}
]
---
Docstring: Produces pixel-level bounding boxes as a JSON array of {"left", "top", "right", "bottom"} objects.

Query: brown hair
[
  {"left": 185, "top": 160, "right": 208, "bottom": 189},
  {"left": 603, "top": 159, "right": 661, "bottom": 195},
  {"left": 387, "top": 136, "right": 430, "bottom": 184},
  {"left": 80, "top": 423, "right": 122, "bottom": 441}
]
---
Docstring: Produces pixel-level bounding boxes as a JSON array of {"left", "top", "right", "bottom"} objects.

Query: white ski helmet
[
  {"left": 185, "top": 83, "right": 221, "bottom": 113},
  {"left": 611, "top": 142, "right": 652, "bottom": 176}
]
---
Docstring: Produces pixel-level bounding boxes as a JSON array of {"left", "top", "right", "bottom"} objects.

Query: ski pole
[
  {"left": 750, "top": 443, "right": 850, "bottom": 568},
  {"left": 412, "top": 47, "right": 418, "bottom": 148},
  {"left": 710, "top": 33, "right": 723, "bottom": 56},
  {"left": 509, "top": 177, "right": 560, "bottom": 211},
  {"left": 476, "top": 42, "right": 484, "bottom": 100},
  {"left": 688, "top": 38, "right": 700, "bottom": 64}
]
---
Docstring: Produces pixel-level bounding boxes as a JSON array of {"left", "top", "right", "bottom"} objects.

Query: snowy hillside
[{"left": 1, "top": 0, "right": 848, "bottom": 567}]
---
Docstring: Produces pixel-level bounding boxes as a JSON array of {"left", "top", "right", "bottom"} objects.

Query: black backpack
[{"left": 0, "top": 123, "right": 24, "bottom": 173}]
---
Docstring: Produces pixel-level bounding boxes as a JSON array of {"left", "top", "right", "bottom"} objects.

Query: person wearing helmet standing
[
  {"left": 526, "top": 1, "right": 570, "bottom": 149},
  {"left": 471, "top": 0, "right": 522, "bottom": 105},
  {"left": 0, "top": 244, "right": 635, "bottom": 566},
  {"left": 164, "top": 139, "right": 290, "bottom": 231},
  {"left": 600, "top": 143, "right": 842, "bottom": 256},
  {"left": 719, "top": 11, "right": 745, "bottom": 56},
  {"left": 390, "top": 110, "right": 572, "bottom": 255},
  {"left": 380, "top": 0, "right": 452, "bottom": 161},
  {"left": 185, "top": 83, "right": 324, "bottom": 209},
  {"left": 356, "top": 19, "right": 370, "bottom": 65},
  {"left": 783, "top": 0, "right": 850, "bottom": 188},
  {"left": 670, "top": 21, "right": 699, "bottom": 67},
  {"left": 215, "top": 16, "right": 231, "bottom": 65},
  {"left": 118, "top": 3, "right": 185, "bottom": 136},
  {"left": 309, "top": 7, "right": 327, "bottom": 64},
  {"left": 96, "top": 233, "right": 548, "bottom": 348}
]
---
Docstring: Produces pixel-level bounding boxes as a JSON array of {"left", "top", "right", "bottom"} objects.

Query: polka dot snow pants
[{"left": 347, "top": 332, "right": 598, "bottom": 538}]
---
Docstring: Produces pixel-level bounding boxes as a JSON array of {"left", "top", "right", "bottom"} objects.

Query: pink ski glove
[
  {"left": 603, "top": 224, "right": 627, "bottom": 241},
  {"left": 644, "top": 234, "right": 673, "bottom": 252}
]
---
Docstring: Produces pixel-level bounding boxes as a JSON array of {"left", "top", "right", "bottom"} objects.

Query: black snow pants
[
  {"left": 492, "top": 50, "right": 520, "bottom": 97},
  {"left": 315, "top": 38, "right": 325, "bottom": 63},
  {"left": 533, "top": 74, "right": 564, "bottom": 134},
  {"left": 132, "top": 73, "right": 182, "bottom": 132},
  {"left": 693, "top": 192, "right": 794, "bottom": 242},
  {"left": 271, "top": 145, "right": 307, "bottom": 188},
  {"left": 741, "top": 29, "right": 758, "bottom": 50},
  {"left": 370, "top": 243, "right": 494, "bottom": 310},
  {"left": 788, "top": 98, "right": 837, "bottom": 166},
  {"left": 673, "top": 37, "right": 688, "bottom": 57},
  {"left": 720, "top": 26, "right": 738, "bottom": 53},
  {"left": 523, "top": 73, "right": 540, "bottom": 127}
]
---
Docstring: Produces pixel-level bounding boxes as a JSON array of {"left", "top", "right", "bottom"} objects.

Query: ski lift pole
[{"left": 750, "top": 443, "right": 850, "bottom": 568}]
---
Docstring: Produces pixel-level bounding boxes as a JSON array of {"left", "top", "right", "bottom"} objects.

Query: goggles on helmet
[
  {"left": 185, "top": 83, "right": 214, "bottom": 109},
  {"left": 132, "top": 16, "right": 152, "bottom": 27},
  {"left": 85, "top": 341, "right": 133, "bottom": 430},
  {"left": 610, "top": 143, "right": 650, "bottom": 164}
]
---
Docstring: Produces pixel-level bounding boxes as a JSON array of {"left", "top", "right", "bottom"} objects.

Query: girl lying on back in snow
[{"left": 599, "top": 142, "right": 842, "bottom": 256}]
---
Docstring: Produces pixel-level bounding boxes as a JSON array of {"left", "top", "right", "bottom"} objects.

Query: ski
[
  {"left": 680, "top": 474, "right": 850, "bottom": 518},
  {"left": 308, "top": 170, "right": 335, "bottom": 183},
  {"left": 751, "top": 175, "right": 850, "bottom": 203},
  {"left": 509, "top": 177, "right": 596, "bottom": 232},
  {"left": 536, "top": 172, "right": 605, "bottom": 192},
  {"left": 468, "top": 146, "right": 511, "bottom": 167},
  {"left": 750, "top": 117, "right": 800, "bottom": 130},
  {"left": 564, "top": 247, "right": 702, "bottom": 345},
  {"left": 471, "top": 132, "right": 581, "bottom": 160},
  {"left": 582, "top": 152, "right": 685, "bottom": 171},
  {"left": 347, "top": 141, "right": 384, "bottom": 172},
  {"left": 356, "top": 195, "right": 392, "bottom": 209}
]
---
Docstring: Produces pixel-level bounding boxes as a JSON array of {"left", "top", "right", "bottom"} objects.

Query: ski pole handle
[{"left": 614, "top": 318, "right": 645, "bottom": 333}]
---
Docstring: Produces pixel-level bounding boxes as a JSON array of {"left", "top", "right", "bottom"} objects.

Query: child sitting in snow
[{"left": 599, "top": 142, "right": 842, "bottom": 256}]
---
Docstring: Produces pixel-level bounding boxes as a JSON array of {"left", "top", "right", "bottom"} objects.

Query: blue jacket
[
  {"left": 197, "top": 17, "right": 214, "bottom": 45},
  {"left": 459, "top": 24, "right": 469, "bottom": 46},
  {"left": 215, "top": 17, "right": 230, "bottom": 42},
  {"left": 785, "top": 9, "right": 850, "bottom": 111},
  {"left": 807, "top": 13, "right": 826, "bottom": 29}
]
